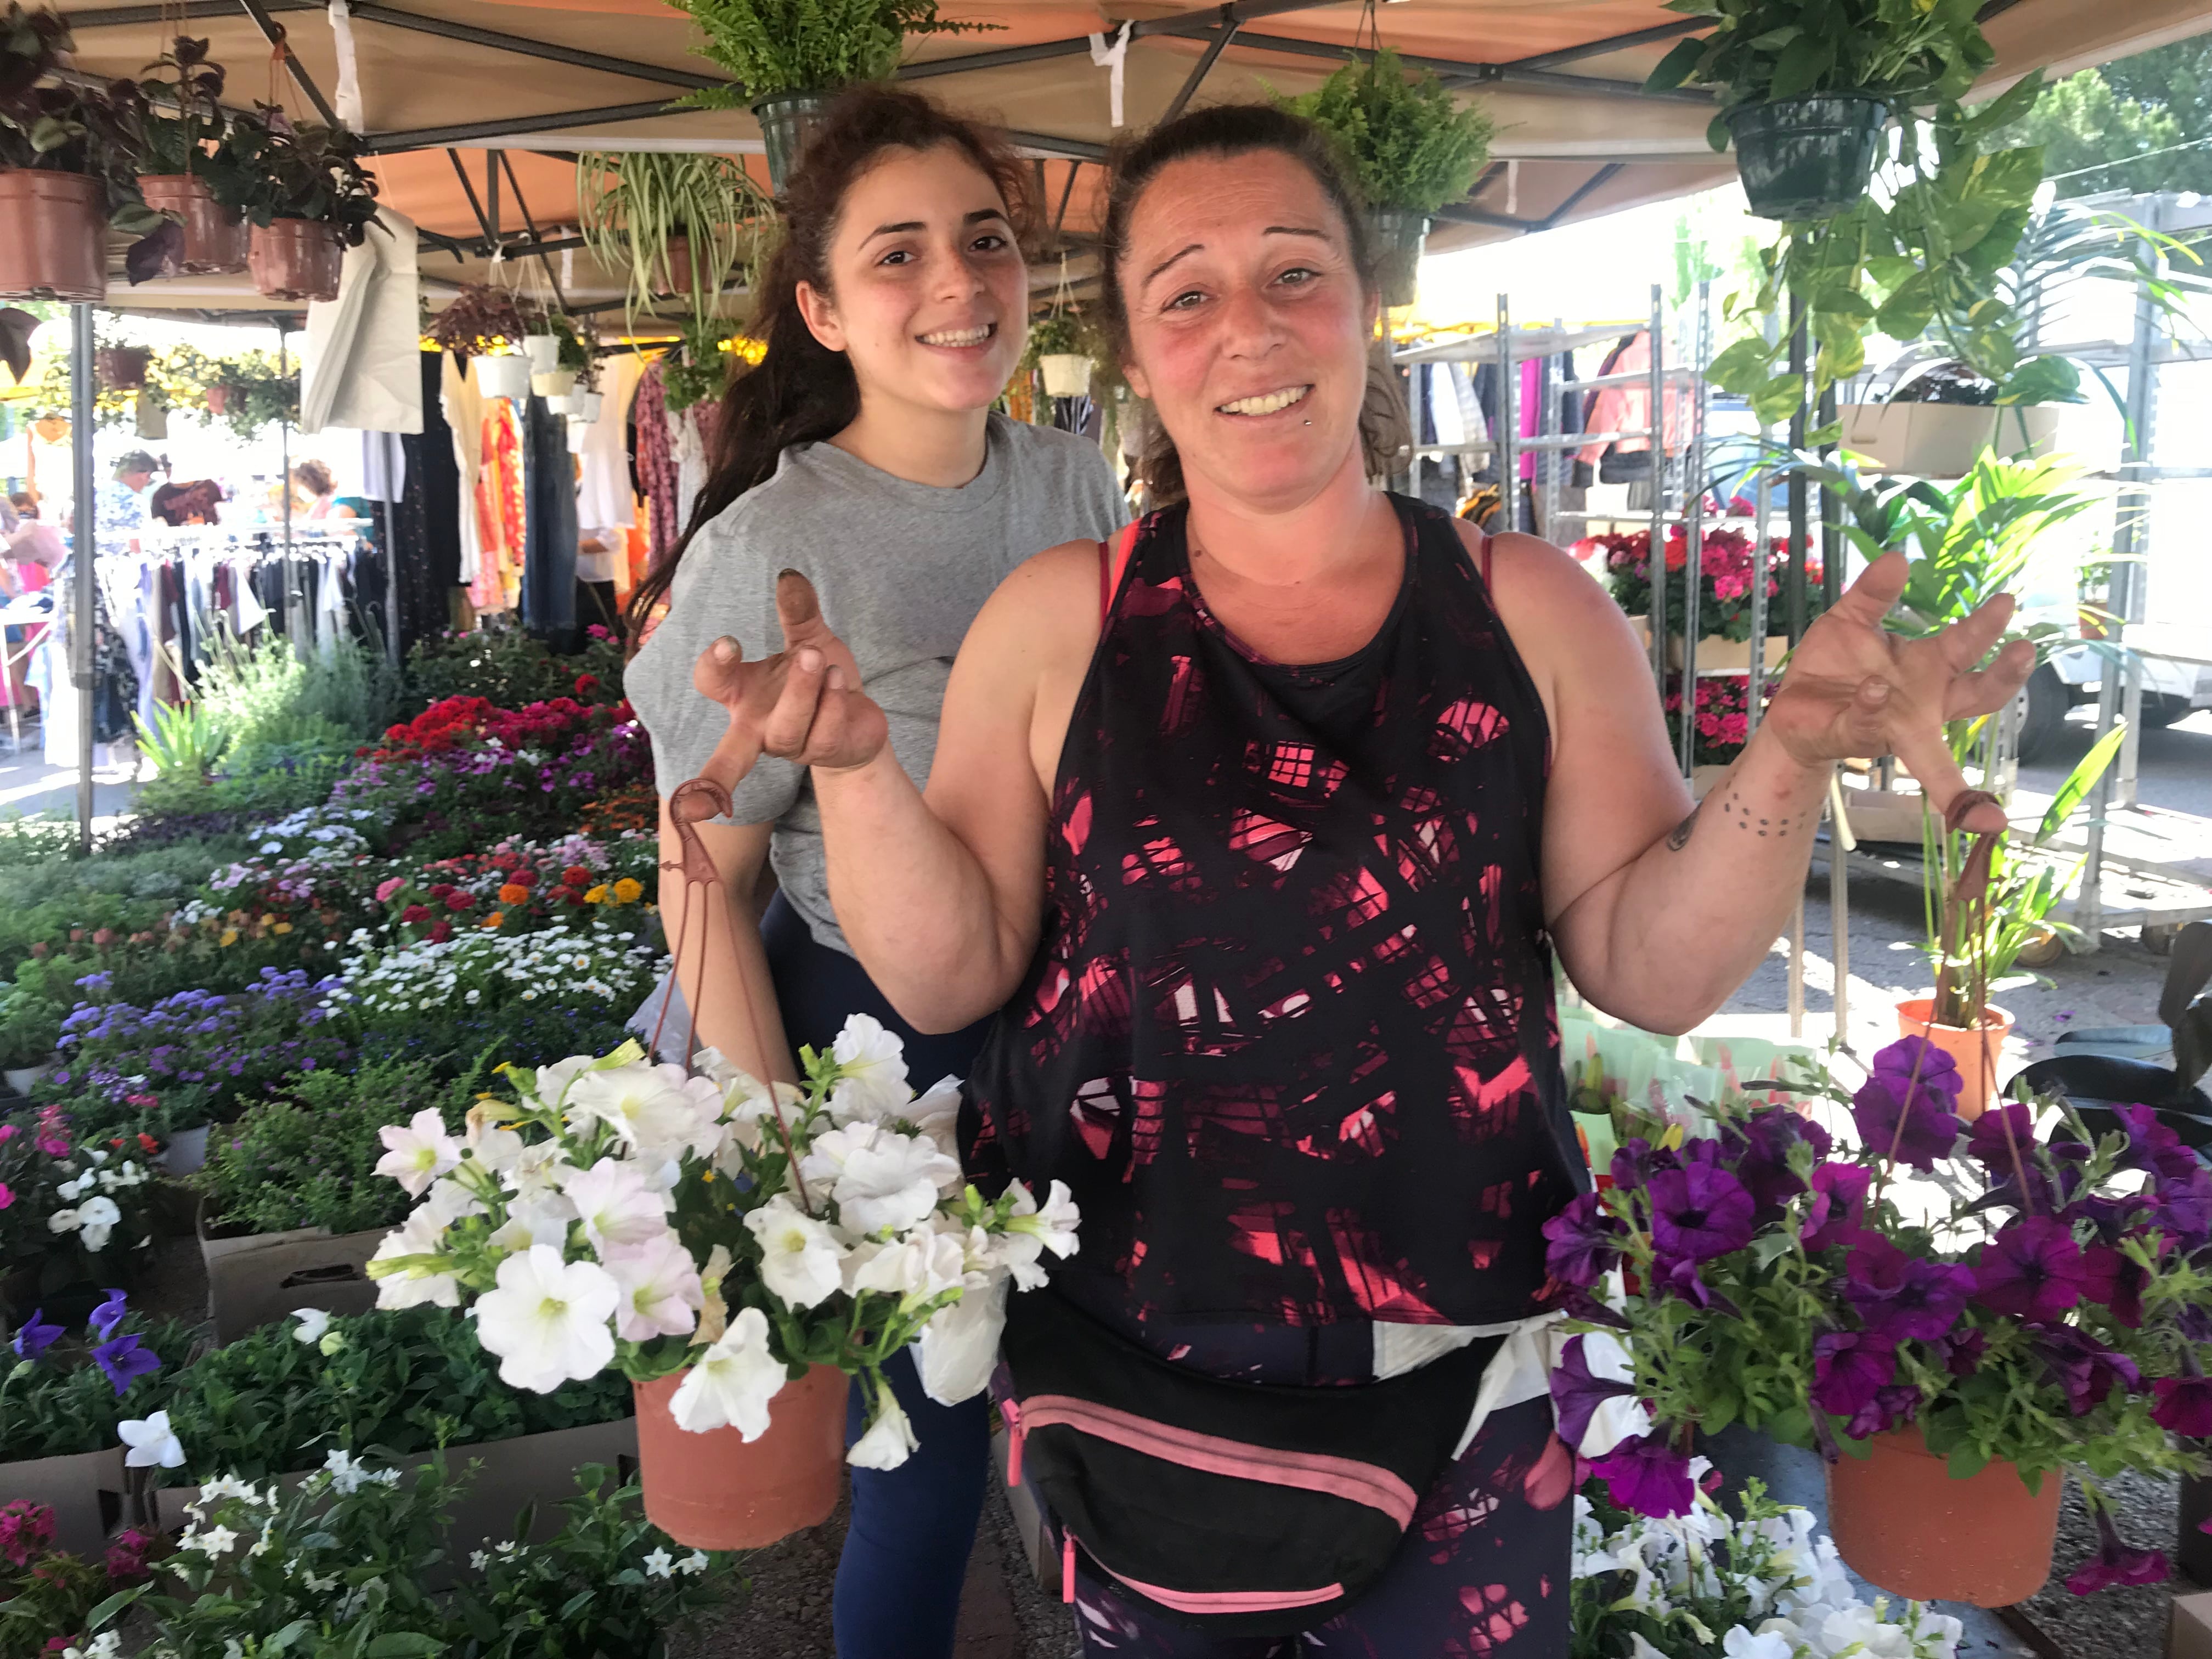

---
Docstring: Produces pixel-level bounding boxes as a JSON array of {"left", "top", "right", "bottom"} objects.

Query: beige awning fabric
[{"left": 46, "top": 0, "right": 2212, "bottom": 318}]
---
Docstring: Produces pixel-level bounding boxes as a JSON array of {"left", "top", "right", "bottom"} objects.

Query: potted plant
[
  {"left": 577, "top": 150, "right": 774, "bottom": 334},
  {"left": 668, "top": 0, "right": 994, "bottom": 190},
  {"left": 1282, "top": 47, "right": 1492, "bottom": 309},
  {"left": 196, "top": 347, "right": 295, "bottom": 438},
  {"left": 0, "top": 1500, "right": 154, "bottom": 1656},
  {"left": 658, "top": 320, "right": 735, "bottom": 415},
  {"left": 529, "top": 310, "right": 592, "bottom": 398},
  {"left": 0, "top": 5, "right": 146, "bottom": 301},
  {"left": 1646, "top": 0, "right": 1999, "bottom": 221},
  {"left": 1841, "top": 357, "right": 2068, "bottom": 479},
  {"left": 1592, "top": 522, "right": 1824, "bottom": 671},
  {"left": 0, "top": 990, "right": 61, "bottom": 1090},
  {"left": 1548, "top": 1035, "right": 2211, "bottom": 1607},
  {"left": 94, "top": 343, "right": 150, "bottom": 391},
  {"left": 362, "top": 1019, "right": 1077, "bottom": 1549},
  {"left": 223, "top": 104, "right": 379, "bottom": 303},
  {"left": 114, "top": 37, "right": 253, "bottom": 281},
  {"left": 1, "top": 1105, "right": 161, "bottom": 1310},
  {"left": 1024, "top": 307, "right": 1091, "bottom": 399},
  {"left": 425, "top": 282, "right": 545, "bottom": 399}
]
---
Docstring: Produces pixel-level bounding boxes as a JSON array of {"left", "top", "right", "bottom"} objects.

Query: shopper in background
[
  {"left": 98, "top": 452, "right": 161, "bottom": 553},
  {"left": 575, "top": 525, "right": 623, "bottom": 630}
]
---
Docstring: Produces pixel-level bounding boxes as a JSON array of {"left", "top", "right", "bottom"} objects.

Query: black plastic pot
[
  {"left": 753, "top": 91, "right": 835, "bottom": 195},
  {"left": 1727, "top": 95, "right": 1889, "bottom": 221}
]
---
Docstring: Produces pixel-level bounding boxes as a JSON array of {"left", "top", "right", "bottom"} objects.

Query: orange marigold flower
[{"left": 497, "top": 883, "right": 531, "bottom": 906}]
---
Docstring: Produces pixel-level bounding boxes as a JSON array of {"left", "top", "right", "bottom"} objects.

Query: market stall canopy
[{"left": 46, "top": 0, "right": 2212, "bottom": 319}]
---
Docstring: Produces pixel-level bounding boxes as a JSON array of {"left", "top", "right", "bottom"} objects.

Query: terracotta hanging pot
[
  {"left": 249, "top": 216, "right": 341, "bottom": 303},
  {"left": 1825, "top": 1426, "right": 2062, "bottom": 1606},
  {"left": 97, "top": 346, "right": 152, "bottom": 391},
  {"left": 204, "top": 384, "right": 234, "bottom": 417},
  {"left": 136, "top": 174, "right": 250, "bottom": 275},
  {"left": 631, "top": 1364, "right": 845, "bottom": 1550},
  {"left": 1894, "top": 996, "right": 2014, "bottom": 1121},
  {"left": 0, "top": 170, "right": 108, "bottom": 302}
]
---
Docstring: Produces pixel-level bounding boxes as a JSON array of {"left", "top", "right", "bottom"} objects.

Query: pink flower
[
  {"left": 0, "top": 1182, "right": 12, "bottom": 1210},
  {"left": 375, "top": 877, "right": 408, "bottom": 903}
]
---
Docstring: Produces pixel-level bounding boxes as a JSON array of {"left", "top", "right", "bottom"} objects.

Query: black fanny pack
[{"left": 1000, "top": 1286, "right": 1501, "bottom": 1638}]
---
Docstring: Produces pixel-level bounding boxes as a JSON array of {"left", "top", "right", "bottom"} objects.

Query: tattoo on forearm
[
  {"left": 1669, "top": 791, "right": 1807, "bottom": 851},
  {"left": 1666, "top": 803, "right": 1701, "bottom": 851}
]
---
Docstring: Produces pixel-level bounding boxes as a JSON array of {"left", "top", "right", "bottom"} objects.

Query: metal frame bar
[
  {"left": 237, "top": 0, "right": 342, "bottom": 128},
  {"left": 500, "top": 150, "right": 568, "bottom": 309},
  {"left": 1164, "top": 20, "right": 1239, "bottom": 121},
  {"left": 70, "top": 303, "right": 94, "bottom": 855},
  {"left": 448, "top": 148, "right": 496, "bottom": 245},
  {"left": 362, "top": 100, "right": 683, "bottom": 153},
  {"left": 346, "top": 3, "right": 726, "bottom": 89},
  {"left": 1511, "top": 19, "right": 1703, "bottom": 70}
]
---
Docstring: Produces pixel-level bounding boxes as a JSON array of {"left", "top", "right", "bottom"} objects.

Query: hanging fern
[
  {"left": 1283, "top": 48, "right": 1493, "bottom": 216},
  {"left": 669, "top": 0, "right": 998, "bottom": 104}
]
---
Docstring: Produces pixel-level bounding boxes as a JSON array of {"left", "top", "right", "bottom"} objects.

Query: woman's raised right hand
[{"left": 690, "top": 569, "right": 890, "bottom": 791}]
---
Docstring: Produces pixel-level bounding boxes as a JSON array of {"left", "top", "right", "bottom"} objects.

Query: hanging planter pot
[
  {"left": 1839, "top": 401, "right": 2061, "bottom": 478},
  {"left": 1040, "top": 354, "right": 1092, "bottom": 399},
  {"left": 531, "top": 367, "right": 578, "bottom": 398},
  {"left": 249, "top": 217, "right": 341, "bottom": 303},
  {"left": 574, "top": 389, "right": 605, "bottom": 424},
  {"left": 97, "top": 346, "right": 151, "bottom": 391},
  {"left": 631, "top": 1365, "right": 844, "bottom": 1549},
  {"left": 1727, "top": 95, "right": 1890, "bottom": 222},
  {"left": 472, "top": 353, "right": 533, "bottom": 400},
  {"left": 0, "top": 170, "right": 108, "bottom": 302},
  {"left": 204, "top": 384, "right": 235, "bottom": 418},
  {"left": 1368, "top": 206, "right": 1430, "bottom": 311},
  {"left": 545, "top": 391, "right": 579, "bottom": 416},
  {"left": 753, "top": 91, "right": 836, "bottom": 194},
  {"left": 521, "top": 333, "right": 562, "bottom": 375},
  {"left": 1895, "top": 996, "right": 2014, "bottom": 1120},
  {"left": 136, "top": 175, "right": 249, "bottom": 275},
  {"left": 1825, "top": 1426, "right": 2062, "bottom": 1606}
]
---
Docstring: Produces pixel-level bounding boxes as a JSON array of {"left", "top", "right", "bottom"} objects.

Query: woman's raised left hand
[{"left": 1760, "top": 551, "right": 2034, "bottom": 835}]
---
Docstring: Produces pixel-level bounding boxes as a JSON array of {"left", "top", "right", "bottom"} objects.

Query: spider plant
[{"left": 575, "top": 151, "right": 775, "bottom": 333}]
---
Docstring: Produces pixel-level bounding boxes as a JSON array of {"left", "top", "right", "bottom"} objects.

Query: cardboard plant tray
[
  {"left": 198, "top": 1200, "right": 385, "bottom": 1344},
  {"left": 0, "top": 1446, "right": 128, "bottom": 1556}
]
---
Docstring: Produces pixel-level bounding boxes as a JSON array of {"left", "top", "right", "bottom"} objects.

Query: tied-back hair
[
  {"left": 1098, "top": 103, "right": 1407, "bottom": 505},
  {"left": 623, "top": 84, "right": 1035, "bottom": 643}
]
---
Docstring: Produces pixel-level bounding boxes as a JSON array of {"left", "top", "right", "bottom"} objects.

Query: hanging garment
[
  {"left": 471, "top": 402, "right": 525, "bottom": 614},
  {"left": 577, "top": 352, "right": 644, "bottom": 534},
  {"left": 521, "top": 396, "right": 578, "bottom": 639},
  {"left": 1578, "top": 331, "right": 1688, "bottom": 480},
  {"left": 672, "top": 401, "right": 714, "bottom": 545},
  {"left": 443, "top": 352, "right": 487, "bottom": 588},
  {"left": 632, "top": 362, "right": 681, "bottom": 564}
]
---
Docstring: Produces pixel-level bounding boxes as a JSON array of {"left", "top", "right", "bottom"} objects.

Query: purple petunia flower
[
  {"left": 1872, "top": 1035, "right": 1962, "bottom": 1103},
  {"left": 2155, "top": 1170, "right": 2212, "bottom": 1252},
  {"left": 2033, "top": 1326, "right": 2140, "bottom": 1417},
  {"left": 2080, "top": 1244, "right": 2151, "bottom": 1329},
  {"left": 1965, "top": 1101, "right": 2038, "bottom": 1172},
  {"left": 10, "top": 1308, "right": 61, "bottom": 1360},
  {"left": 1549, "top": 1335, "right": 1639, "bottom": 1448},
  {"left": 2115, "top": 1105, "right": 2199, "bottom": 1183},
  {"left": 1810, "top": 1328, "right": 1897, "bottom": 1421},
  {"left": 1975, "top": 1216, "right": 2089, "bottom": 1322},
  {"left": 1542, "top": 1193, "right": 1623, "bottom": 1289},
  {"left": 1802, "top": 1162, "right": 1872, "bottom": 1252},
  {"left": 1930, "top": 1326, "right": 1988, "bottom": 1378},
  {"left": 1844, "top": 1383, "right": 1923, "bottom": 1441},
  {"left": 86, "top": 1289, "right": 128, "bottom": 1341},
  {"left": 1843, "top": 1240, "right": 1976, "bottom": 1343},
  {"left": 1724, "top": 1107, "right": 1831, "bottom": 1218},
  {"left": 2066, "top": 1507, "right": 2168, "bottom": 1596},
  {"left": 1645, "top": 1163, "right": 1756, "bottom": 1263},
  {"left": 2152, "top": 1374, "right": 2212, "bottom": 1438},
  {"left": 1851, "top": 1073, "right": 1962, "bottom": 1172},
  {"left": 91, "top": 1333, "right": 159, "bottom": 1397},
  {"left": 1590, "top": 1432, "right": 1697, "bottom": 1518}
]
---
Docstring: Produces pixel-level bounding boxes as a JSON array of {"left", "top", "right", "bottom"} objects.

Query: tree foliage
[{"left": 2004, "top": 34, "right": 2212, "bottom": 199}]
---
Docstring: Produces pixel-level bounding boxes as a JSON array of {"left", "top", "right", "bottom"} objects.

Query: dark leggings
[
  {"left": 761, "top": 893, "right": 996, "bottom": 1659},
  {"left": 1056, "top": 1293, "right": 1575, "bottom": 1658}
]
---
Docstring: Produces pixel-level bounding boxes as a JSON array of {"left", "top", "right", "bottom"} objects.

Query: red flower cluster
[
  {"left": 483, "top": 696, "right": 596, "bottom": 751},
  {"left": 1663, "top": 674, "right": 1754, "bottom": 761},
  {"left": 373, "top": 695, "right": 497, "bottom": 760}
]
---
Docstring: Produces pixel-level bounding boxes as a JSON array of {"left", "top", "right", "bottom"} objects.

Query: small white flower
[
  {"left": 745, "top": 1196, "right": 848, "bottom": 1310},
  {"left": 828, "top": 1014, "right": 910, "bottom": 1123},
  {"left": 188, "top": 1523, "right": 240, "bottom": 1556},
  {"left": 118, "top": 1410, "right": 184, "bottom": 1469},
  {"left": 302, "top": 1570, "right": 339, "bottom": 1592},
  {"left": 847, "top": 1392, "right": 919, "bottom": 1471},
  {"left": 561, "top": 1157, "right": 674, "bottom": 1254},
  {"left": 642, "top": 1547, "right": 675, "bottom": 1578},
  {"left": 369, "top": 1207, "right": 462, "bottom": 1310},
  {"left": 679, "top": 1550, "right": 710, "bottom": 1576},
  {"left": 74, "top": 1196, "right": 121, "bottom": 1252},
  {"left": 472, "top": 1245, "right": 618, "bottom": 1392},
  {"left": 375, "top": 1108, "right": 461, "bottom": 1197},
  {"left": 323, "top": 1448, "right": 375, "bottom": 1494},
  {"left": 470, "top": 1550, "right": 492, "bottom": 1571},
  {"left": 291, "top": 1308, "right": 332, "bottom": 1345},
  {"left": 800, "top": 1122, "right": 959, "bottom": 1237},
  {"left": 668, "top": 1306, "right": 788, "bottom": 1437},
  {"left": 1005, "top": 1180, "right": 1081, "bottom": 1260}
]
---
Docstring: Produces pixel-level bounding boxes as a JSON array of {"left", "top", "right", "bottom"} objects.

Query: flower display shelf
[
  {"left": 0, "top": 1446, "right": 128, "bottom": 1558},
  {"left": 1668, "top": 634, "right": 1788, "bottom": 674},
  {"left": 198, "top": 1199, "right": 382, "bottom": 1344}
]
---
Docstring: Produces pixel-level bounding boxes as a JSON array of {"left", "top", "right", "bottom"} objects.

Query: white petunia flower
[
  {"left": 848, "top": 1229, "right": 966, "bottom": 1311},
  {"left": 290, "top": 1308, "right": 332, "bottom": 1345},
  {"left": 800, "top": 1122, "right": 958, "bottom": 1237},
  {"left": 486, "top": 1193, "right": 578, "bottom": 1255},
  {"left": 375, "top": 1108, "right": 461, "bottom": 1197},
  {"left": 601, "top": 1229, "right": 704, "bottom": 1341},
  {"left": 913, "top": 1276, "right": 1007, "bottom": 1407},
  {"left": 667, "top": 1306, "right": 787, "bottom": 1437},
  {"left": 561, "top": 1158, "right": 673, "bottom": 1254},
  {"left": 471, "top": 1245, "right": 618, "bottom": 1392},
  {"left": 642, "top": 1547, "right": 675, "bottom": 1579},
  {"left": 827, "top": 1014, "right": 910, "bottom": 1124},
  {"left": 744, "top": 1197, "right": 848, "bottom": 1310},
  {"left": 565, "top": 1064, "right": 721, "bottom": 1161},
  {"left": 1005, "top": 1180, "right": 1081, "bottom": 1260},
  {"left": 422, "top": 1175, "right": 487, "bottom": 1227},
  {"left": 369, "top": 1207, "right": 462, "bottom": 1310},
  {"left": 903, "top": 1075, "right": 963, "bottom": 1155},
  {"left": 74, "top": 1195, "right": 121, "bottom": 1252},
  {"left": 118, "top": 1410, "right": 184, "bottom": 1469},
  {"left": 847, "top": 1392, "right": 919, "bottom": 1470}
]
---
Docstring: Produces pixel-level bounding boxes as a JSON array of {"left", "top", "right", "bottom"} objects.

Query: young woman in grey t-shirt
[{"left": 623, "top": 86, "right": 1125, "bottom": 1659}]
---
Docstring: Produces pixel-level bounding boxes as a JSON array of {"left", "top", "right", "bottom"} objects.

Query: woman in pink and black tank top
[{"left": 684, "top": 106, "right": 2032, "bottom": 1655}]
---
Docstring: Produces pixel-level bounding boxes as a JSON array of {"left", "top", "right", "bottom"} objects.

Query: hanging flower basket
[
  {"left": 136, "top": 174, "right": 249, "bottom": 275},
  {"left": 1040, "top": 354, "right": 1092, "bottom": 399},
  {"left": 472, "top": 354, "right": 533, "bottom": 400},
  {"left": 0, "top": 171, "right": 108, "bottom": 302},
  {"left": 1825, "top": 1425, "right": 2063, "bottom": 1606},
  {"left": 1726, "top": 96, "right": 1889, "bottom": 222},
  {"left": 249, "top": 217, "right": 341, "bottom": 303},
  {"left": 545, "top": 392, "right": 579, "bottom": 416},
  {"left": 753, "top": 91, "right": 836, "bottom": 194},
  {"left": 531, "top": 368, "right": 578, "bottom": 398},
  {"left": 1368, "top": 206, "right": 1430, "bottom": 310},
  {"left": 633, "top": 1365, "right": 846, "bottom": 1549},
  {"left": 97, "top": 346, "right": 153, "bottom": 391},
  {"left": 204, "top": 384, "right": 235, "bottom": 417}
]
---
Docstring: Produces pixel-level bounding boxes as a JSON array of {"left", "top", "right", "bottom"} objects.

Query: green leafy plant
[
  {"left": 575, "top": 151, "right": 775, "bottom": 335},
  {"left": 0, "top": 990, "right": 61, "bottom": 1069},
  {"left": 220, "top": 104, "right": 380, "bottom": 244},
  {"left": 670, "top": 0, "right": 995, "bottom": 104},
  {"left": 659, "top": 320, "right": 739, "bottom": 412},
  {"left": 1022, "top": 308, "right": 1086, "bottom": 366},
  {"left": 132, "top": 698, "right": 229, "bottom": 785},
  {"left": 1647, "top": 0, "right": 1997, "bottom": 142},
  {"left": 0, "top": 1301, "right": 198, "bottom": 1462},
  {"left": 1282, "top": 47, "right": 1492, "bottom": 215},
  {"left": 427, "top": 282, "right": 547, "bottom": 361},
  {"left": 405, "top": 623, "right": 628, "bottom": 713}
]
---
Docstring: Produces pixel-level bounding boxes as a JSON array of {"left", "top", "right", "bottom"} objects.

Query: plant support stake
[{"left": 71, "top": 303, "right": 95, "bottom": 857}]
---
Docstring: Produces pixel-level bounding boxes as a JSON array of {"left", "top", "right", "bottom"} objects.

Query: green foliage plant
[
  {"left": 670, "top": 0, "right": 995, "bottom": 103},
  {"left": 0, "top": 1308, "right": 198, "bottom": 1462},
  {"left": 405, "top": 623, "right": 627, "bottom": 712},
  {"left": 575, "top": 151, "right": 775, "bottom": 335},
  {"left": 1281, "top": 48, "right": 1492, "bottom": 215},
  {"left": 220, "top": 105, "right": 381, "bottom": 245},
  {"left": 132, "top": 698, "right": 229, "bottom": 785}
]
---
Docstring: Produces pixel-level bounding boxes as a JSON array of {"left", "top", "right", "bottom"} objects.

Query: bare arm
[
  {"left": 654, "top": 805, "right": 797, "bottom": 1084},
  {"left": 1482, "top": 528, "right": 2030, "bottom": 1034}
]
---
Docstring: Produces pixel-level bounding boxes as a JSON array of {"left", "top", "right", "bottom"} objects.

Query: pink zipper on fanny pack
[
  {"left": 1059, "top": 1527, "right": 1345, "bottom": 1615},
  {"left": 1003, "top": 1393, "right": 1420, "bottom": 1526}
]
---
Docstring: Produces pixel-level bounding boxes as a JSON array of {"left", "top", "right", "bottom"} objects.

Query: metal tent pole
[
  {"left": 1677, "top": 278, "right": 1709, "bottom": 777},
  {"left": 278, "top": 324, "right": 294, "bottom": 562},
  {"left": 1496, "top": 296, "right": 1516, "bottom": 532},
  {"left": 1645, "top": 284, "right": 1666, "bottom": 687},
  {"left": 70, "top": 304, "right": 96, "bottom": 855}
]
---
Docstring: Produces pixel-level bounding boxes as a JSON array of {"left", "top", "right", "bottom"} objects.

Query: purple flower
[
  {"left": 1723, "top": 1107, "right": 1831, "bottom": 1217},
  {"left": 1548, "top": 1335, "right": 1639, "bottom": 1448},
  {"left": 10, "top": 1308, "right": 61, "bottom": 1359},
  {"left": 1844, "top": 1384, "right": 1922, "bottom": 1441},
  {"left": 1843, "top": 1240, "right": 1975, "bottom": 1342},
  {"left": 2115, "top": 1105, "right": 2199, "bottom": 1183},
  {"left": 1851, "top": 1071, "right": 1962, "bottom": 1172},
  {"left": 1931, "top": 1326, "right": 1988, "bottom": 1378},
  {"left": 2080, "top": 1244, "right": 2151, "bottom": 1329},
  {"left": 86, "top": 1289, "right": 127, "bottom": 1341},
  {"left": 2034, "top": 1326, "right": 2139, "bottom": 1416},
  {"left": 1965, "top": 1101, "right": 2038, "bottom": 1172},
  {"left": 2066, "top": 1507, "right": 2168, "bottom": 1595},
  {"left": 1873, "top": 1036, "right": 1962, "bottom": 1104},
  {"left": 91, "top": 1333, "right": 160, "bottom": 1396},
  {"left": 1542, "top": 1193, "right": 1623, "bottom": 1289},
  {"left": 1811, "top": 1328, "right": 1897, "bottom": 1421},
  {"left": 1590, "top": 1432, "right": 1696, "bottom": 1518},
  {"left": 1975, "top": 1217, "right": 2089, "bottom": 1322},
  {"left": 1650, "top": 1254, "right": 1742, "bottom": 1316},
  {"left": 1802, "top": 1163, "right": 1872, "bottom": 1252},
  {"left": 2152, "top": 1374, "right": 2212, "bottom": 1437},
  {"left": 1645, "top": 1163, "right": 1756, "bottom": 1263},
  {"left": 2154, "top": 1170, "right": 2212, "bottom": 1252}
]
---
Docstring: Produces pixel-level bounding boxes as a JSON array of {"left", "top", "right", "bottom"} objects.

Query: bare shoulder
[
  {"left": 1448, "top": 518, "right": 1616, "bottom": 624},
  {"left": 967, "top": 538, "right": 1107, "bottom": 659}
]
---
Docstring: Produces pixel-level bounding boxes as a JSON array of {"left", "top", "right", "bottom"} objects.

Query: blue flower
[
  {"left": 11, "top": 1308, "right": 61, "bottom": 1359},
  {"left": 92, "top": 1333, "right": 160, "bottom": 1396},
  {"left": 86, "top": 1288, "right": 128, "bottom": 1340}
]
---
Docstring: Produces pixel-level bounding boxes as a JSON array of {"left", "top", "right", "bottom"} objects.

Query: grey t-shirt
[{"left": 628, "top": 411, "right": 1128, "bottom": 955}]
